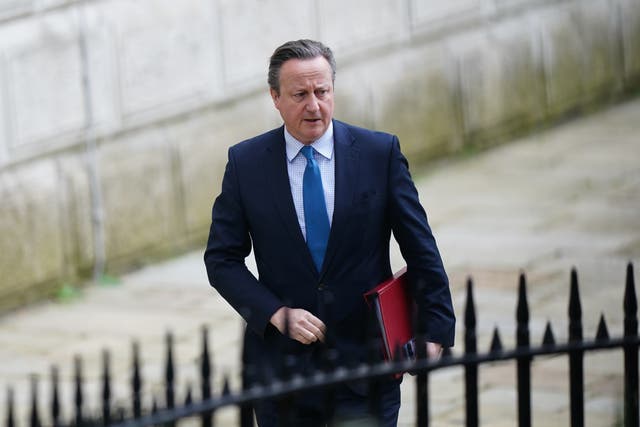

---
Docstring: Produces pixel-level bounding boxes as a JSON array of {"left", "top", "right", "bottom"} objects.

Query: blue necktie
[{"left": 301, "top": 145, "right": 330, "bottom": 272}]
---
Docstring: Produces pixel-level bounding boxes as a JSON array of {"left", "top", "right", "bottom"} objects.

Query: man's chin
[
  {"left": 300, "top": 124, "right": 327, "bottom": 139},
  {"left": 302, "top": 134, "right": 322, "bottom": 144}
]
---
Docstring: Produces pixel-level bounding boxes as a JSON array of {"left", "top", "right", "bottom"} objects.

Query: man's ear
[{"left": 269, "top": 88, "right": 280, "bottom": 109}]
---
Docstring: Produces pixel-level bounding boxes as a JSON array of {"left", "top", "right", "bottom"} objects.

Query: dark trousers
[{"left": 254, "top": 379, "right": 401, "bottom": 427}]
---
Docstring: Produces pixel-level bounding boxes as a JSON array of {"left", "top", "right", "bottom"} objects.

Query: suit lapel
[
  {"left": 320, "top": 120, "right": 360, "bottom": 278},
  {"left": 264, "top": 127, "right": 317, "bottom": 273}
]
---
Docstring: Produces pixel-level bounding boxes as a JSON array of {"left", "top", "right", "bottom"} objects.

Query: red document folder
[{"left": 363, "top": 267, "right": 415, "bottom": 363}]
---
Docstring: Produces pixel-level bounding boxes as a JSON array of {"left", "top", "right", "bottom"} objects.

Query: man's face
[{"left": 270, "top": 56, "right": 334, "bottom": 145}]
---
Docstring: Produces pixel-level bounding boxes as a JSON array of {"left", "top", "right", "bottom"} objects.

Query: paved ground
[{"left": 1, "top": 97, "right": 639, "bottom": 426}]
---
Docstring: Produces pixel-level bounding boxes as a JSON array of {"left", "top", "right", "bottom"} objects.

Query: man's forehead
[
  {"left": 282, "top": 71, "right": 332, "bottom": 88},
  {"left": 287, "top": 75, "right": 331, "bottom": 85}
]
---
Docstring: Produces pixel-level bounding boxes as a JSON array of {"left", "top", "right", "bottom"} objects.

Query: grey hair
[{"left": 268, "top": 39, "right": 336, "bottom": 94}]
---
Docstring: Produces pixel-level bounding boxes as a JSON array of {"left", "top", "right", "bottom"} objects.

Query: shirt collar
[{"left": 285, "top": 121, "right": 334, "bottom": 162}]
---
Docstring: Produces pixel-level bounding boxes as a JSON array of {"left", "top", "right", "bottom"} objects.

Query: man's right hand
[{"left": 270, "top": 307, "right": 327, "bottom": 345}]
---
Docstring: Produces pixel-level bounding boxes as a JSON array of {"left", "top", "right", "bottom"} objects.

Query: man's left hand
[{"left": 426, "top": 341, "right": 443, "bottom": 359}]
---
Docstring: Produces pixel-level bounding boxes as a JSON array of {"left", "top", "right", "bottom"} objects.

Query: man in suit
[{"left": 204, "top": 39, "right": 455, "bottom": 426}]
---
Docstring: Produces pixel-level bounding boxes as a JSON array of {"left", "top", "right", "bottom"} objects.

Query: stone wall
[{"left": 0, "top": 0, "right": 638, "bottom": 312}]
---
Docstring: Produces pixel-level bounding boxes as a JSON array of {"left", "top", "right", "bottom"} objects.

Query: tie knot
[{"left": 301, "top": 145, "right": 315, "bottom": 161}]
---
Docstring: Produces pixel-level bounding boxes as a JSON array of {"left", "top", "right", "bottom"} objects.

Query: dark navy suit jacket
[{"left": 204, "top": 119, "right": 455, "bottom": 375}]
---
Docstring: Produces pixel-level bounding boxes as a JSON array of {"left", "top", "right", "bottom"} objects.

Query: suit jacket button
[{"left": 317, "top": 283, "right": 326, "bottom": 291}]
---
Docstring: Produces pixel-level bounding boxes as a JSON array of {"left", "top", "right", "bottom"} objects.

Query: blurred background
[{"left": 0, "top": 0, "right": 639, "bottom": 425}]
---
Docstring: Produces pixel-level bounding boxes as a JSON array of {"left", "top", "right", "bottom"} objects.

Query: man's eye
[{"left": 293, "top": 92, "right": 305, "bottom": 99}]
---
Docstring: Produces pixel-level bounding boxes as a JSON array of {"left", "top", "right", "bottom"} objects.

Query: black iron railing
[{"left": 5, "top": 263, "right": 639, "bottom": 427}]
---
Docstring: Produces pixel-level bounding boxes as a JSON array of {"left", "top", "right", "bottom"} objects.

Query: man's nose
[{"left": 306, "top": 95, "right": 320, "bottom": 112}]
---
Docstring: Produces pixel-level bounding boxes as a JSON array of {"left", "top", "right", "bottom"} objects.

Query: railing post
[
  {"left": 414, "top": 277, "right": 429, "bottom": 427},
  {"left": 201, "top": 326, "right": 215, "bottom": 427},
  {"left": 166, "top": 332, "right": 176, "bottom": 427},
  {"left": 241, "top": 323, "right": 256, "bottom": 427},
  {"left": 366, "top": 299, "right": 383, "bottom": 425},
  {"left": 465, "top": 278, "right": 478, "bottom": 427},
  {"left": 74, "top": 356, "right": 84, "bottom": 427},
  {"left": 320, "top": 289, "right": 336, "bottom": 425},
  {"left": 102, "top": 350, "right": 111, "bottom": 426},
  {"left": 7, "top": 387, "right": 15, "bottom": 427},
  {"left": 415, "top": 366, "right": 429, "bottom": 427},
  {"left": 516, "top": 273, "right": 531, "bottom": 427},
  {"left": 51, "top": 366, "right": 61, "bottom": 427},
  {"left": 277, "top": 308, "right": 294, "bottom": 427},
  {"left": 184, "top": 384, "right": 193, "bottom": 406},
  {"left": 132, "top": 341, "right": 142, "bottom": 419},
  {"left": 568, "top": 269, "right": 584, "bottom": 427},
  {"left": 624, "top": 262, "right": 638, "bottom": 427},
  {"left": 30, "top": 376, "right": 40, "bottom": 427}
]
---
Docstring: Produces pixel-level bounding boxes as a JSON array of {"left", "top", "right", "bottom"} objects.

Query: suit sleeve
[
  {"left": 203, "top": 147, "right": 283, "bottom": 338},
  {"left": 387, "top": 136, "right": 456, "bottom": 347}
]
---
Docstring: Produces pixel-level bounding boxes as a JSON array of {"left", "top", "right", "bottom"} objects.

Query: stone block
[
  {"left": 0, "top": 0, "right": 30, "bottom": 20},
  {"left": 455, "top": 32, "right": 509, "bottom": 138},
  {"left": 410, "top": 0, "right": 481, "bottom": 34},
  {"left": 576, "top": 0, "right": 624, "bottom": 99},
  {"left": 78, "top": 4, "right": 124, "bottom": 137},
  {"left": 341, "top": 45, "right": 461, "bottom": 162},
  {"left": 537, "top": 5, "right": 586, "bottom": 115},
  {"left": 103, "top": 0, "right": 221, "bottom": 119},
  {"left": 34, "top": 0, "right": 72, "bottom": 9},
  {"left": 98, "top": 127, "right": 177, "bottom": 263},
  {"left": 494, "top": 0, "right": 547, "bottom": 13},
  {"left": 0, "top": 59, "right": 8, "bottom": 165},
  {"left": 174, "top": 95, "right": 280, "bottom": 235},
  {"left": 218, "top": 0, "right": 315, "bottom": 87},
  {"left": 56, "top": 152, "right": 95, "bottom": 274},
  {"left": 333, "top": 69, "right": 375, "bottom": 132},
  {"left": 0, "top": 160, "right": 65, "bottom": 309},
  {"left": 0, "top": 6, "right": 120, "bottom": 158},
  {"left": 490, "top": 18, "right": 546, "bottom": 133},
  {"left": 4, "top": 14, "right": 85, "bottom": 148},
  {"left": 451, "top": 27, "right": 544, "bottom": 144},
  {"left": 318, "top": 0, "right": 407, "bottom": 56},
  {"left": 620, "top": 0, "right": 640, "bottom": 82}
]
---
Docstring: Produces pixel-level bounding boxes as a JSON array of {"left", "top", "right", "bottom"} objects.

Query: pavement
[{"left": 1, "top": 97, "right": 639, "bottom": 426}]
